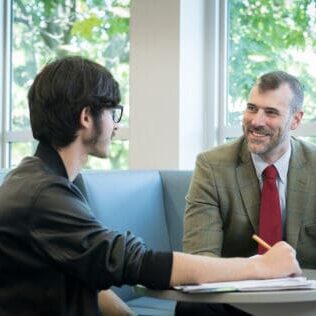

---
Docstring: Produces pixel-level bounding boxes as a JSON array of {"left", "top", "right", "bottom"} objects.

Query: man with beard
[
  {"left": 176, "top": 71, "right": 316, "bottom": 315},
  {"left": 0, "top": 59, "right": 302, "bottom": 316}
]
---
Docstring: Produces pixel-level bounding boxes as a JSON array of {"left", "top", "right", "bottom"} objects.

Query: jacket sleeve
[
  {"left": 29, "top": 180, "right": 172, "bottom": 290},
  {"left": 183, "top": 153, "right": 223, "bottom": 257}
]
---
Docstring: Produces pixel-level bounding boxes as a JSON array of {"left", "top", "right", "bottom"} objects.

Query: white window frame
[
  {"left": 2, "top": 0, "right": 316, "bottom": 170},
  {"left": 0, "top": 0, "right": 128, "bottom": 169},
  {"left": 0, "top": 0, "right": 12, "bottom": 168},
  {"left": 214, "top": 0, "right": 316, "bottom": 146}
]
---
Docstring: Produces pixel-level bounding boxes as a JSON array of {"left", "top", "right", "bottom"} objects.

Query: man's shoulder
[
  {"left": 7, "top": 156, "right": 50, "bottom": 178},
  {"left": 198, "top": 137, "right": 245, "bottom": 164},
  {"left": 292, "top": 137, "right": 316, "bottom": 161},
  {"left": 3, "top": 156, "right": 69, "bottom": 192}
]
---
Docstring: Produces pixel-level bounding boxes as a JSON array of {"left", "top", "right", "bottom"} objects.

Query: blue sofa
[{"left": 0, "top": 169, "right": 192, "bottom": 315}]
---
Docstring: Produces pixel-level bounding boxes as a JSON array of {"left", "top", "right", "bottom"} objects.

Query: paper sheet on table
[{"left": 174, "top": 277, "right": 316, "bottom": 293}]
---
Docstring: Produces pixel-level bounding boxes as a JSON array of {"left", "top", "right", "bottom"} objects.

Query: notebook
[{"left": 174, "top": 277, "right": 316, "bottom": 293}]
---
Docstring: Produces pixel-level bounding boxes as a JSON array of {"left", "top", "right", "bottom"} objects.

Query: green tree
[
  {"left": 228, "top": 0, "right": 316, "bottom": 125},
  {"left": 12, "top": 0, "right": 130, "bottom": 168}
]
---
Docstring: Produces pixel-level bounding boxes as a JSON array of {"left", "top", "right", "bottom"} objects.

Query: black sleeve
[
  {"left": 29, "top": 181, "right": 157, "bottom": 290},
  {"left": 72, "top": 174, "right": 174, "bottom": 288},
  {"left": 138, "top": 250, "right": 173, "bottom": 289}
]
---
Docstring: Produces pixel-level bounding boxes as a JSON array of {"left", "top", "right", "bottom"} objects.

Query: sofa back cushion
[
  {"left": 82, "top": 170, "right": 171, "bottom": 251},
  {"left": 81, "top": 170, "right": 172, "bottom": 300},
  {"left": 159, "top": 170, "right": 192, "bottom": 251},
  {"left": 0, "top": 170, "right": 9, "bottom": 184}
]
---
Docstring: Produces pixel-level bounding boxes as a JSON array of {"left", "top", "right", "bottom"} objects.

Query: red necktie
[{"left": 258, "top": 165, "right": 282, "bottom": 254}]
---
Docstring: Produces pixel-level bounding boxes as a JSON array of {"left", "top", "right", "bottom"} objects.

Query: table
[{"left": 135, "top": 270, "right": 316, "bottom": 316}]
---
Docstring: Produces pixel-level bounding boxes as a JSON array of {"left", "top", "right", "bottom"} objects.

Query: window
[
  {"left": 220, "top": 0, "right": 316, "bottom": 144},
  {"left": 1, "top": 0, "right": 130, "bottom": 169}
]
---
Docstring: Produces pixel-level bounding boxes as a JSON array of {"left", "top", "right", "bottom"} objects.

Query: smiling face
[{"left": 242, "top": 83, "right": 303, "bottom": 163}]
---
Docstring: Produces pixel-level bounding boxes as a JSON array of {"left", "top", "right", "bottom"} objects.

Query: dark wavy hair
[
  {"left": 257, "top": 71, "right": 304, "bottom": 113},
  {"left": 28, "top": 56, "right": 121, "bottom": 148}
]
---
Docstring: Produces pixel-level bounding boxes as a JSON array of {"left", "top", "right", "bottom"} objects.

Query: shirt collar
[
  {"left": 251, "top": 145, "right": 292, "bottom": 183},
  {"left": 34, "top": 141, "right": 69, "bottom": 179}
]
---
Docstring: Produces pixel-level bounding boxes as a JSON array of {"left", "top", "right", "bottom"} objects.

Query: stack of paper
[{"left": 174, "top": 277, "right": 316, "bottom": 293}]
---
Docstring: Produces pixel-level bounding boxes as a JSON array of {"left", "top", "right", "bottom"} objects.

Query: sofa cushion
[
  {"left": 82, "top": 170, "right": 172, "bottom": 301},
  {"left": 82, "top": 170, "right": 171, "bottom": 251},
  {"left": 127, "top": 297, "right": 175, "bottom": 316},
  {"left": 159, "top": 170, "right": 192, "bottom": 251},
  {"left": 0, "top": 170, "right": 9, "bottom": 184}
]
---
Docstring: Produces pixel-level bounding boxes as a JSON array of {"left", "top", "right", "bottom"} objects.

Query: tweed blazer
[{"left": 183, "top": 136, "right": 316, "bottom": 268}]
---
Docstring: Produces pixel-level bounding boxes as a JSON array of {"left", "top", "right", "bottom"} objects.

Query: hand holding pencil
[
  {"left": 252, "top": 234, "right": 271, "bottom": 250},
  {"left": 250, "top": 234, "right": 301, "bottom": 278}
]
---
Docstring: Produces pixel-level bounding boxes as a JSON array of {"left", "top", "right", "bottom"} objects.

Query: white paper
[{"left": 174, "top": 277, "right": 316, "bottom": 293}]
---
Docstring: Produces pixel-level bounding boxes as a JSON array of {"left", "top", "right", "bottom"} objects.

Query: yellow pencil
[{"left": 252, "top": 234, "right": 271, "bottom": 250}]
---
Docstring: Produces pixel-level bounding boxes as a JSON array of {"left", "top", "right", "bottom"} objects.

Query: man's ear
[
  {"left": 290, "top": 111, "right": 303, "bottom": 130},
  {"left": 80, "top": 106, "right": 93, "bottom": 129}
]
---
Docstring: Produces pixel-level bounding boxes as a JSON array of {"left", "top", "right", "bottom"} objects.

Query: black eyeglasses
[{"left": 109, "top": 105, "right": 123, "bottom": 123}]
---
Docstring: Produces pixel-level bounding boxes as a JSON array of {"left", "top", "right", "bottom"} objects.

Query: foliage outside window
[
  {"left": 11, "top": 0, "right": 129, "bottom": 169},
  {"left": 228, "top": 0, "right": 316, "bottom": 127}
]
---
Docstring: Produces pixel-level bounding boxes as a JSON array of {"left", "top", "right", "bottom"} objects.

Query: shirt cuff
[{"left": 138, "top": 250, "right": 173, "bottom": 289}]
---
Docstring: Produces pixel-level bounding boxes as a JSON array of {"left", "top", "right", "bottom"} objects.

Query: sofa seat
[{"left": 128, "top": 297, "right": 176, "bottom": 316}]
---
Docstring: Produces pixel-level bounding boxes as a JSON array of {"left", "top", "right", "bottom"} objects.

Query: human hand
[{"left": 251, "top": 241, "right": 301, "bottom": 279}]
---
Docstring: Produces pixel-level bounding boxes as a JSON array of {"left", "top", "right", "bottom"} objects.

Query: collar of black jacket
[{"left": 34, "top": 142, "right": 69, "bottom": 180}]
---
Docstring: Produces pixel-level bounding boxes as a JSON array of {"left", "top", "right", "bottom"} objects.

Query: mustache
[{"left": 247, "top": 126, "right": 272, "bottom": 136}]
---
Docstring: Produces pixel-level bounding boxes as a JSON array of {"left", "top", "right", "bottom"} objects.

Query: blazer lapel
[
  {"left": 236, "top": 140, "right": 261, "bottom": 233},
  {"left": 286, "top": 139, "right": 309, "bottom": 248}
]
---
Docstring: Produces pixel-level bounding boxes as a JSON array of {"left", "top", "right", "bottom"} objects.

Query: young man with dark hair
[{"left": 0, "top": 58, "right": 301, "bottom": 316}]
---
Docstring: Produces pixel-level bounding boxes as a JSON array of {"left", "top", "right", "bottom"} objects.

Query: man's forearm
[
  {"left": 98, "top": 290, "right": 135, "bottom": 316},
  {"left": 170, "top": 241, "right": 301, "bottom": 286}
]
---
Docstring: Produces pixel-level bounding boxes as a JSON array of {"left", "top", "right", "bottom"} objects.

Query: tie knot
[{"left": 263, "top": 165, "right": 278, "bottom": 180}]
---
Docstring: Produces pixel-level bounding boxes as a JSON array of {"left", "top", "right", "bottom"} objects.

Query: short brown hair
[{"left": 257, "top": 71, "right": 304, "bottom": 113}]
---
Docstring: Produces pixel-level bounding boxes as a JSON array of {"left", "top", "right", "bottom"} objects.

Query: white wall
[{"left": 129, "top": 0, "right": 210, "bottom": 170}]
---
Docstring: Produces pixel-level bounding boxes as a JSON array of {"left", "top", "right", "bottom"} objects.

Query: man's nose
[
  {"left": 113, "top": 122, "right": 119, "bottom": 130},
  {"left": 251, "top": 110, "right": 266, "bottom": 126}
]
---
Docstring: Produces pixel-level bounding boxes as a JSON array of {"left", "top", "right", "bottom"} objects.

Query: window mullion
[
  {"left": 1, "top": 1, "right": 12, "bottom": 168},
  {"left": 218, "top": 0, "right": 228, "bottom": 145},
  {"left": 205, "top": 0, "right": 228, "bottom": 149}
]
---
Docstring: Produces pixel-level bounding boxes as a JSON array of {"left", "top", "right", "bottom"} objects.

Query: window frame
[
  {"left": 2, "top": 0, "right": 316, "bottom": 169},
  {"left": 0, "top": 0, "right": 11, "bottom": 168},
  {"left": 212, "top": 0, "right": 316, "bottom": 147},
  {"left": 0, "top": 0, "right": 129, "bottom": 169}
]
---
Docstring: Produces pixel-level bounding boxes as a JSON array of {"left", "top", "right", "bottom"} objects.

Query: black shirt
[{"left": 0, "top": 142, "right": 172, "bottom": 315}]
